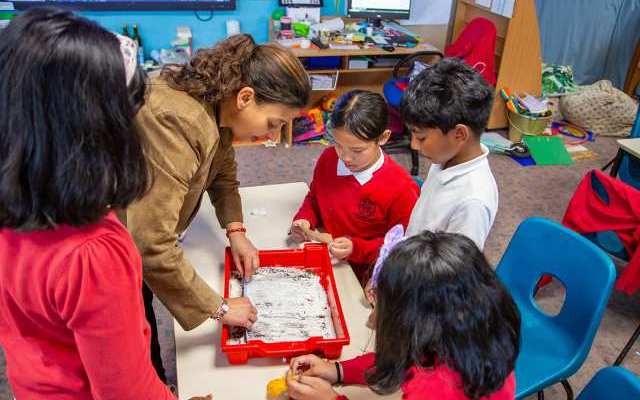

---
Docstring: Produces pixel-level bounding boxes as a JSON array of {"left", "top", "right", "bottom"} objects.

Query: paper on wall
[
  {"left": 399, "top": 0, "right": 453, "bottom": 26},
  {"left": 491, "top": 0, "right": 514, "bottom": 18}
]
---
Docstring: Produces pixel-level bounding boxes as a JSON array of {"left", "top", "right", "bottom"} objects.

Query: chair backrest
[
  {"left": 576, "top": 367, "right": 640, "bottom": 400},
  {"left": 496, "top": 218, "right": 616, "bottom": 366},
  {"left": 391, "top": 50, "right": 444, "bottom": 80},
  {"left": 619, "top": 104, "right": 640, "bottom": 190}
]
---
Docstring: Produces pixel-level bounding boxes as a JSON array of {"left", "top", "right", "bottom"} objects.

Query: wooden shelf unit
[
  {"left": 449, "top": 0, "right": 542, "bottom": 129},
  {"left": 270, "top": 16, "right": 442, "bottom": 147}
]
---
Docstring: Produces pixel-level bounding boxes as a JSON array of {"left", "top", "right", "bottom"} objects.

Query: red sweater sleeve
[
  {"left": 340, "top": 353, "right": 376, "bottom": 385},
  {"left": 54, "top": 233, "right": 174, "bottom": 400},
  {"left": 294, "top": 152, "right": 328, "bottom": 228},
  {"left": 294, "top": 177, "right": 321, "bottom": 229},
  {"left": 348, "top": 185, "right": 418, "bottom": 265},
  {"left": 348, "top": 236, "right": 384, "bottom": 265}
]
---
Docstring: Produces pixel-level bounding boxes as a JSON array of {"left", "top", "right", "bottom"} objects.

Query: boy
[{"left": 401, "top": 58, "right": 497, "bottom": 250}]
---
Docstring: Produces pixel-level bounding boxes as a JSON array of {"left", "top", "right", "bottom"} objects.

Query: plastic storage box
[{"left": 221, "top": 243, "right": 350, "bottom": 365}]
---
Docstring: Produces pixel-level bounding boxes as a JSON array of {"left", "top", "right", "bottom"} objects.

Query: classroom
[{"left": 0, "top": 0, "right": 639, "bottom": 399}]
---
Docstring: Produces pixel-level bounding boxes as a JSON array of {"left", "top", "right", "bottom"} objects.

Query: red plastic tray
[{"left": 221, "top": 243, "right": 350, "bottom": 365}]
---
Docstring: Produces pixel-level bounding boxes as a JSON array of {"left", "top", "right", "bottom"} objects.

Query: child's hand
[
  {"left": 329, "top": 237, "right": 353, "bottom": 260},
  {"left": 290, "top": 219, "right": 311, "bottom": 243},
  {"left": 286, "top": 374, "right": 339, "bottom": 400},
  {"left": 290, "top": 354, "right": 338, "bottom": 383}
]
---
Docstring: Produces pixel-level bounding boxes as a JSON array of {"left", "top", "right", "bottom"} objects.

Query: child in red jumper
[
  {"left": 290, "top": 90, "right": 418, "bottom": 285},
  {"left": 0, "top": 9, "right": 209, "bottom": 400},
  {"left": 286, "top": 231, "right": 521, "bottom": 400}
]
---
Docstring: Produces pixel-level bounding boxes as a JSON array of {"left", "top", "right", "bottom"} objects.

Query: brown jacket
[{"left": 119, "top": 79, "right": 243, "bottom": 330}]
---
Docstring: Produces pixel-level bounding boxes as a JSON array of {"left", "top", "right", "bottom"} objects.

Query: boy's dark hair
[
  {"left": 368, "top": 231, "right": 520, "bottom": 399},
  {"left": 330, "top": 90, "right": 389, "bottom": 141},
  {"left": 0, "top": 8, "right": 149, "bottom": 231},
  {"left": 400, "top": 58, "right": 494, "bottom": 136}
]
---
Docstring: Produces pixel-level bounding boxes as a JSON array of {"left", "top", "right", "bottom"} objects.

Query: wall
[
  {"left": 81, "top": 0, "right": 452, "bottom": 56},
  {"left": 81, "top": 0, "right": 340, "bottom": 56},
  {"left": 535, "top": 0, "right": 640, "bottom": 88}
]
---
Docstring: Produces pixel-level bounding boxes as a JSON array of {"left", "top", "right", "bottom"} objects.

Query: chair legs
[
  {"left": 604, "top": 149, "right": 624, "bottom": 177},
  {"left": 614, "top": 320, "right": 640, "bottom": 366},
  {"left": 536, "top": 380, "right": 573, "bottom": 400},
  {"left": 561, "top": 379, "right": 574, "bottom": 400}
]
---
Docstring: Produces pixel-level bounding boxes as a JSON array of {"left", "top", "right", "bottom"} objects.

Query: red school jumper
[
  {"left": 0, "top": 212, "right": 173, "bottom": 400},
  {"left": 562, "top": 169, "right": 640, "bottom": 294},
  {"left": 294, "top": 147, "right": 419, "bottom": 284},
  {"left": 337, "top": 353, "right": 515, "bottom": 400}
]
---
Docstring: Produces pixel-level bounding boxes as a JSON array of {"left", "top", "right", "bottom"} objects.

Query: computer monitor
[{"left": 347, "top": 0, "right": 412, "bottom": 20}]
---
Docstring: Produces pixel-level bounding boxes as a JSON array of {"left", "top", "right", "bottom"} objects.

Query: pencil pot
[{"left": 507, "top": 110, "right": 552, "bottom": 142}]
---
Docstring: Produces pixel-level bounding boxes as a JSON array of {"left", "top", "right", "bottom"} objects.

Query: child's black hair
[
  {"left": 0, "top": 8, "right": 149, "bottom": 230},
  {"left": 330, "top": 90, "right": 389, "bottom": 141},
  {"left": 400, "top": 58, "right": 494, "bottom": 137},
  {"left": 368, "top": 230, "right": 520, "bottom": 399}
]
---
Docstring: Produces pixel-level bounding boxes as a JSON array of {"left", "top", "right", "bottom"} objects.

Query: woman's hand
[
  {"left": 228, "top": 229, "right": 259, "bottom": 278},
  {"left": 286, "top": 374, "right": 339, "bottom": 400},
  {"left": 329, "top": 237, "right": 353, "bottom": 260},
  {"left": 290, "top": 219, "right": 311, "bottom": 243},
  {"left": 290, "top": 354, "right": 338, "bottom": 383},
  {"left": 220, "top": 297, "right": 257, "bottom": 328}
]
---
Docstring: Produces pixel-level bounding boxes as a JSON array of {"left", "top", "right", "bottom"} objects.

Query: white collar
[
  {"left": 337, "top": 148, "right": 385, "bottom": 185},
  {"left": 434, "top": 144, "right": 490, "bottom": 185}
]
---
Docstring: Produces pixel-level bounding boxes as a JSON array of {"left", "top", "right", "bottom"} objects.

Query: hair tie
[
  {"left": 115, "top": 33, "right": 138, "bottom": 86},
  {"left": 370, "top": 224, "right": 406, "bottom": 288}
]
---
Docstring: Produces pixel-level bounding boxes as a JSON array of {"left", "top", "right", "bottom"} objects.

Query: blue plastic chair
[
  {"left": 576, "top": 367, "right": 640, "bottom": 400},
  {"left": 496, "top": 217, "right": 616, "bottom": 399}
]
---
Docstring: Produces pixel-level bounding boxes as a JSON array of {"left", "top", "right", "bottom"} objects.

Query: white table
[
  {"left": 617, "top": 138, "right": 640, "bottom": 159},
  {"left": 175, "top": 182, "right": 399, "bottom": 399}
]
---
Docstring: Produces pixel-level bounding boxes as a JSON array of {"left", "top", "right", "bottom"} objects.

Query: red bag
[{"left": 445, "top": 17, "right": 497, "bottom": 86}]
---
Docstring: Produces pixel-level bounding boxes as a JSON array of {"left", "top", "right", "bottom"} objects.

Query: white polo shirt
[{"left": 406, "top": 144, "right": 498, "bottom": 250}]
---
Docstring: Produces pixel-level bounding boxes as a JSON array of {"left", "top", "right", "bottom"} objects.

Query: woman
[
  {"left": 121, "top": 33, "right": 311, "bottom": 379},
  {"left": 0, "top": 8, "right": 209, "bottom": 399}
]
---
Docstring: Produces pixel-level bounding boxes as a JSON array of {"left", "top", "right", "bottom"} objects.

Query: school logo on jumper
[{"left": 357, "top": 198, "right": 377, "bottom": 219}]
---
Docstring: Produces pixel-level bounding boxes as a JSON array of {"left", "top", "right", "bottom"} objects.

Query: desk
[
  {"left": 610, "top": 138, "right": 640, "bottom": 177},
  {"left": 175, "top": 183, "right": 399, "bottom": 399}
]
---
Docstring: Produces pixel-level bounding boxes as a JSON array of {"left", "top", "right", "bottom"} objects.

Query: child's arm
[
  {"left": 54, "top": 235, "right": 175, "bottom": 400},
  {"left": 446, "top": 199, "right": 493, "bottom": 250},
  {"left": 340, "top": 353, "right": 376, "bottom": 385},
  {"left": 293, "top": 172, "right": 322, "bottom": 230},
  {"left": 347, "top": 236, "right": 385, "bottom": 265}
]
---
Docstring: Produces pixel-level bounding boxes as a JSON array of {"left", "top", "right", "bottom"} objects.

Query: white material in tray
[{"left": 229, "top": 267, "right": 336, "bottom": 343}]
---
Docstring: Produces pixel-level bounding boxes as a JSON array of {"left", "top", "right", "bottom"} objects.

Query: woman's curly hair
[{"left": 162, "top": 34, "right": 310, "bottom": 108}]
